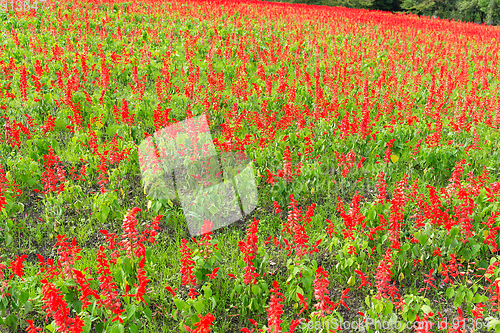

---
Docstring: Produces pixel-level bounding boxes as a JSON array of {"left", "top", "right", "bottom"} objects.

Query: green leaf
[
  {"left": 417, "top": 234, "right": 428, "bottom": 246},
  {"left": 72, "top": 300, "right": 82, "bottom": 313},
  {"left": 209, "top": 296, "right": 217, "bottom": 310},
  {"left": 110, "top": 323, "right": 124, "bottom": 333},
  {"left": 194, "top": 299, "right": 204, "bottom": 313},
  {"left": 5, "top": 234, "right": 12, "bottom": 246},
  {"left": 473, "top": 293, "right": 484, "bottom": 303},
  {"left": 190, "top": 314, "right": 200, "bottom": 325},
  {"left": 122, "top": 256, "right": 133, "bottom": 275},
  {"left": 204, "top": 286, "right": 213, "bottom": 298},
  {"left": 24, "top": 300, "right": 31, "bottom": 315},
  {"left": 383, "top": 301, "right": 393, "bottom": 316},
  {"left": 471, "top": 244, "right": 481, "bottom": 257},
  {"left": 129, "top": 324, "right": 139, "bottom": 333},
  {"left": 446, "top": 287, "right": 455, "bottom": 298},
  {"left": 19, "top": 290, "right": 29, "bottom": 304},
  {"left": 83, "top": 317, "right": 92, "bottom": 333},
  {"left": 153, "top": 201, "right": 162, "bottom": 213},
  {"left": 46, "top": 323, "right": 56, "bottom": 333},
  {"left": 4, "top": 313, "right": 16, "bottom": 328},
  {"left": 251, "top": 285, "right": 261, "bottom": 296},
  {"left": 100, "top": 205, "right": 111, "bottom": 222},
  {"left": 126, "top": 304, "right": 136, "bottom": 320},
  {"left": 143, "top": 307, "right": 152, "bottom": 320},
  {"left": 467, "top": 289, "right": 474, "bottom": 302},
  {"left": 421, "top": 305, "right": 432, "bottom": 314},
  {"left": 454, "top": 290, "right": 465, "bottom": 307},
  {"left": 95, "top": 322, "right": 104, "bottom": 333},
  {"left": 208, "top": 205, "right": 219, "bottom": 214}
]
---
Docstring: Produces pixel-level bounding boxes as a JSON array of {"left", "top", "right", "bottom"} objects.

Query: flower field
[{"left": 1, "top": 0, "right": 500, "bottom": 332}]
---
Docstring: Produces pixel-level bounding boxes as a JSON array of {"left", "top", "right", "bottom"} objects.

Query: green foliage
[{"left": 323, "top": 0, "right": 375, "bottom": 9}]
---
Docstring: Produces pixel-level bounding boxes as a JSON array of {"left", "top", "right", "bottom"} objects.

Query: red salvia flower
[
  {"left": 354, "top": 270, "right": 372, "bottom": 290},
  {"left": 374, "top": 248, "right": 395, "bottom": 300},
  {"left": 241, "top": 318, "right": 259, "bottom": 333},
  {"left": 292, "top": 223, "right": 310, "bottom": 261},
  {"left": 471, "top": 303, "right": 486, "bottom": 320},
  {"left": 72, "top": 269, "right": 99, "bottom": 312},
  {"left": 325, "top": 218, "right": 338, "bottom": 237},
  {"left": 118, "top": 207, "right": 141, "bottom": 259},
  {"left": 188, "top": 288, "right": 199, "bottom": 300},
  {"left": 180, "top": 239, "right": 197, "bottom": 288},
  {"left": 41, "top": 115, "right": 56, "bottom": 136},
  {"left": 441, "top": 253, "right": 464, "bottom": 287},
  {"left": 134, "top": 255, "right": 150, "bottom": 305},
  {"left": 185, "top": 313, "right": 215, "bottom": 333},
  {"left": 414, "top": 314, "right": 434, "bottom": 333},
  {"left": 419, "top": 269, "right": 437, "bottom": 293},
  {"left": 121, "top": 99, "right": 130, "bottom": 124},
  {"left": 282, "top": 146, "right": 292, "bottom": 183},
  {"left": 26, "top": 320, "right": 42, "bottom": 333},
  {"left": 267, "top": 281, "right": 285, "bottom": 333},
  {"left": 375, "top": 171, "right": 388, "bottom": 204},
  {"left": 273, "top": 201, "right": 282, "bottom": 214},
  {"left": 20, "top": 66, "right": 28, "bottom": 101},
  {"left": 312, "top": 266, "right": 337, "bottom": 317},
  {"left": 297, "top": 292, "right": 308, "bottom": 316},
  {"left": 340, "top": 288, "right": 350, "bottom": 311},
  {"left": 384, "top": 139, "right": 396, "bottom": 165},
  {"left": 433, "top": 247, "right": 442, "bottom": 257},
  {"left": 112, "top": 105, "right": 121, "bottom": 124},
  {"left": 483, "top": 212, "right": 500, "bottom": 252},
  {"left": 238, "top": 240, "right": 259, "bottom": 285},
  {"left": 96, "top": 246, "right": 124, "bottom": 322},
  {"left": 55, "top": 235, "right": 82, "bottom": 281},
  {"left": 41, "top": 146, "right": 66, "bottom": 194},
  {"left": 283, "top": 195, "right": 301, "bottom": 236},
  {"left": 388, "top": 175, "right": 408, "bottom": 250},
  {"left": 41, "top": 279, "right": 85, "bottom": 333},
  {"left": 143, "top": 215, "right": 163, "bottom": 245},
  {"left": 8, "top": 254, "right": 28, "bottom": 280},
  {"left": 0, "top": 164, "right": 9, "bottom": 212},
  {"left": 165, "top": 285, "right": 177, "bottom": 297},
  {"left": 206, "top": 267, "right": 219, "bottom": 280}
]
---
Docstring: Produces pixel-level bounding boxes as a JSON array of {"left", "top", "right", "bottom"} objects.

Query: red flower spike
[
  {"left": 26, "top": 320, "right": 42, "bottom": 333},
  {"left": 8, "top": 254, "right": 28, "bottom": 280},
  {"left": 206, "top": 267, "right": 220, "bottom": 280},
  {"left": 165, "top": 286, "right": 177, "bottom": 297},
  {"left": 313, "top": 266, "right": 337, "bottom": 317},
  {"left": 268, "top": 281, "right": 285, "bottom": 332}
]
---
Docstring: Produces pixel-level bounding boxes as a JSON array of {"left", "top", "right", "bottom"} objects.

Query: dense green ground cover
[{"left": 0, "top": 0, "right": 500, "bottom": 332}]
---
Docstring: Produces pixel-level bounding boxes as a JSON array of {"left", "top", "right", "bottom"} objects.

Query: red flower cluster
[
  {"left": 185, "top": 313, "right": 215, "bottom": 333},
  {"left": 40, "top": 146, "right": 66, "bottom": 194},
  {"left": 118, "top": 207, "right": 141, "bottom": 259},
  {"left": 180, "top": 239, "right": 198, "bottom": 299},
  {"left": 267, "top": 281, "right": 285, "bottom": 332},
  {"left": 312, "top": 266, "right": 337, "bottom": 317},
  {"left": 238, "top": 218, "right": 260, "bottom": 284}
]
